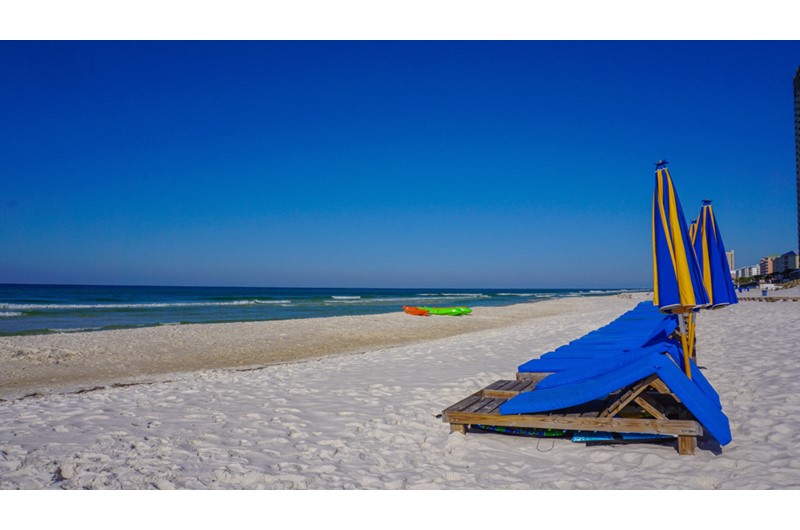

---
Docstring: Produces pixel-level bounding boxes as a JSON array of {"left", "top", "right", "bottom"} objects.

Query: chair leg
[
  {"left": 450, "top": 423, "right": 466, "bottom": 434},
  {"left": 677, "top": 435, "right": 696, "bottom": 455}
]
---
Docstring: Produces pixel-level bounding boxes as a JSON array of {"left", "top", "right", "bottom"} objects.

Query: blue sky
[{"left": 1, "top": 41, "right": 798, "bottom": 288}]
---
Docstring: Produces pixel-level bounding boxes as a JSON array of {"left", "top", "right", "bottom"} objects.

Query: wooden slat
[
  {"left": 464, "top": 397, "right": 496, "bottom": 413},
  {"left": 483, "top": 390, "right": 519, "bottom": 399},
  {"left": 501, "top": 380, "right": 523, "bottom": 391},
  {"left": 476, "top": 398, "right": 505, "bottom": 414},
  {"left": 634, "top": 395, "right": 667, "bottom": 420},
  {"left": 517, "top": 380, "right": 538, "bottom": 393},
  {"left": 506, "top": 380, "right": 529, "bottom": 392},
  {"left": 443, "top": 410, "right": 703, "bottom": 436},
  {"left": 485, "top": 380, "right": 511, "bottom": 391},
  {"left": 482, "top": 379, "right": 538, "bottom": 398},
  {"left": 649, "top": 378, "right": 675, "bottom": 397},
  {"left": 442, "top": 392, "right": 483, "bottom": 415},
  {"left": 516, "top": 372, "right": 550, "bottom": 383},
  {"left": 601, "top": 375, "right": 658, "bottom": 418}
]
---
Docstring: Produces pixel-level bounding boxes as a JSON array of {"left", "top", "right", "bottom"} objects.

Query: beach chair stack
[{"left": 442, "top": 301, "right": 732, "bottom": 455}]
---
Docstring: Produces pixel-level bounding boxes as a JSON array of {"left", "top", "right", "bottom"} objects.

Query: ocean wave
[
  {"left": 331, "top": 296, "right": 361, "bottom": 300},
  {"left": 372, "top": 296, "right": 439, "bottom": 303},
  {"left": 417, "top": 293, "right": 489, "bottom": 299},
  {"left": 0, "top": 311, "right": 22, "bottom": 317},
  {"left": 52, "top": 326, "right": 106, "bottom": 333},
  {"left": 0, "top": 300, "right": 291, "bottom": 310}
]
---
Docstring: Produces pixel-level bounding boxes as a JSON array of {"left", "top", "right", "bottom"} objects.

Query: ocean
[{"left": 0, "top": 284, "right": 643, "bottom": 336}]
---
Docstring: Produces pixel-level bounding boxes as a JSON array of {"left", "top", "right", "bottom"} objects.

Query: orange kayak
[{"left": 403, "top": 306, "right": 429, "bottom": 316}]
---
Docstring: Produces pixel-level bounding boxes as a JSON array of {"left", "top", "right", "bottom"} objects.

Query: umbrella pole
[
  {"left": 677, "top": 312, "right": 692, "bottom": 379},
  {"left": 688, "top": 312, "right": 697, "bottom": 361}
]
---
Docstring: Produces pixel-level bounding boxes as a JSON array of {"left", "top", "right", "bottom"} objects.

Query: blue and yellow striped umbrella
[
  {"left": 652, "top": 161, "right": 710, "bottom": 314},
  {"left": 693, "top": 199, "right": 738, "bottom": 309},
  {"left": 651, "top": 161, "right": 709, "bottom": 378}
]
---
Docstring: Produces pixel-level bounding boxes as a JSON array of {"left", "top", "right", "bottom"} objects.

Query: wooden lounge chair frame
[{"left": 442, "top": 373, "right": 703, "bottom": 455}]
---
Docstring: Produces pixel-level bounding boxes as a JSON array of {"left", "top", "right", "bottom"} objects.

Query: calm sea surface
[{"left": 0, "top": 284, "right": 643, "bottom": 336}]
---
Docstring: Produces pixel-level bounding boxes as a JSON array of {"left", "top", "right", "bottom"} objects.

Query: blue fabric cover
[
  {"left": 539, "top": 337, "right": 681, "bottom": 360},
  {"left": 656, "top": 358, "right": 731, "bottom": 444},
  {"left": 502, "top": 353, "right": 664, "bottom": 415},
  {"left": 517, "top": 302, "right": 678, "bottom": 374},
  {"left": 688, "top": 360, "right": 722, "bottom": 409},
  {"left": 516, "top": 357, "right": 597, "bottom": 373},
  {"left": 535, "top": 344, "right": 681, "bottom": 389}
]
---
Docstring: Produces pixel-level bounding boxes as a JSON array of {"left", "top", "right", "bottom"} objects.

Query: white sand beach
[{"left": 1, "top": 293, "right": 799, "bottom": 497}]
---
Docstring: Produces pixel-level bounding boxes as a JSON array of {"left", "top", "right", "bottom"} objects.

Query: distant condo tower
[{"left": 795, "top": 66, "right": 800, "bottom": 253}]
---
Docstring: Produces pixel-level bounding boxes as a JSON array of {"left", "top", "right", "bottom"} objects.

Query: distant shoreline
[
  {"left": 0, "top": 284, "right": 647, "bottom": 337},
  {"left": 0, "top": 293, "right": 644, "bottom": 400}
]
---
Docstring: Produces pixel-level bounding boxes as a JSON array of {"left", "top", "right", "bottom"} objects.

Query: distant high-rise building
[
  {"left": 759, "top": 255, "right": 780, "bottom": 276},
  {"left": 726, "top": 250, "right": 735, "bottom": 271},
  {"left": 795, "top": 66, "right": 800, "bottom": 253},
  {"left": 773, "top": 250, "right": 799, "bottom": 273}
]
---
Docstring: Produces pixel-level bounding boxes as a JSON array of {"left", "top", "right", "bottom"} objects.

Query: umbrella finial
[
  {"left": 702, "top": 198, "right": 712, "bottom": 205},
  {"left": 655, "top": 159, "right": 669, "bottom": 169}
]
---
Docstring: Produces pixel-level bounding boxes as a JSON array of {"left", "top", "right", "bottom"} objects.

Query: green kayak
[{"left": 418, "top": 306, "right": 472, "bottom": 316}]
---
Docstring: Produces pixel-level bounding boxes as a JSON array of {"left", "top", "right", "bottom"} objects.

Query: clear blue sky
[{"left": 1, "top": 41, "right": 798, "bottom": 288}]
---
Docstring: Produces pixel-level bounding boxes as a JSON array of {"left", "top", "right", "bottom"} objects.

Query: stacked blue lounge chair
[
  {"left": 504, "top": 301, "right": 731, "bottom": 446},
  {"left": 518, "top": 302, "right": 679, "bottom": 373},
  {"left": 442, "top": 301, "right": 732, "bottom": 454}
]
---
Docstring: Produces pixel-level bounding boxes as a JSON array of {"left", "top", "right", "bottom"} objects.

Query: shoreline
[{"left": 0, "top": 294, "right": 644, "bottom": 400}]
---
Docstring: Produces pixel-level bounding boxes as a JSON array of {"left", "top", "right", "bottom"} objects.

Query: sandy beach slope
[
  {"left": 0, "top": 293, "right": 799, "bottom": 490},
  {"left": 0, "top": 295, "right": 607, "bottom": 399}
]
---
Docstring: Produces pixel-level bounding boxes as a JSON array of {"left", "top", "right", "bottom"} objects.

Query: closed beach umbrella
[
  {"left": 652, "top": 161, "right": 709, "bottom": 313},
  {"left": 683, "top": 200, "right": 738, "bottom": 365},
  {"left": 651, "top": 160, "right": 709, "bottom": 377},
  {"left": 693, "top": 199, "right": 738, "bottom": 309},
  {"left": 689, "top": 218, "right": 698, "bottom": 246}
]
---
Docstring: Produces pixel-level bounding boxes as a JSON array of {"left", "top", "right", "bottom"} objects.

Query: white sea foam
[
  {"left": 414, "top": 293, "right": 491, "bottom": 300},
  {"left": 0, "top": 300, "right": 290, "bottom": 310},
  {"left": 372, "top": 297, "right": 438, "bottom": 303},
  {"left": 0, "top": 311, "right": 22, "bottom": 317},
  {"left": 331, "top": 296, "right": 361, "bottom": 300},
  {"left": 52, "top": 327, "right": 106, "bottom": 333}
]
